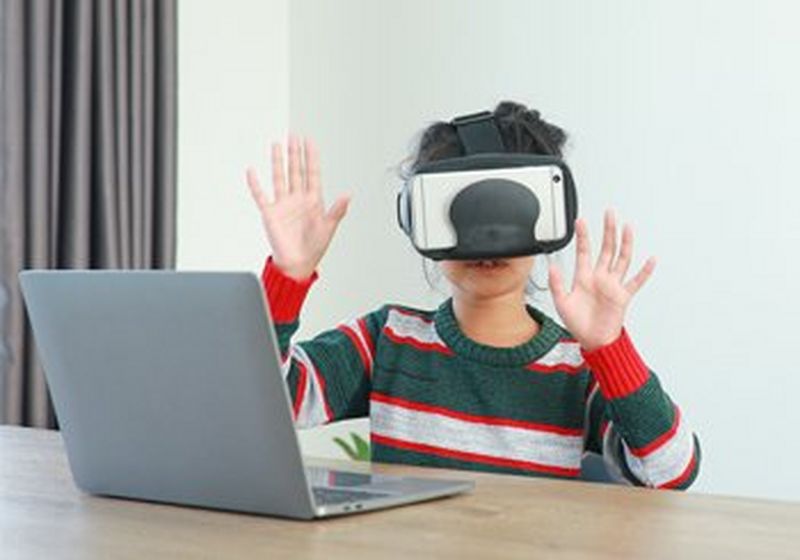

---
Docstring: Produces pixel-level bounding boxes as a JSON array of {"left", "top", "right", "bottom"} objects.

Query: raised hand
[
  {"left": 548, "top": 210, "right": 656, "bottom": 351},
  {"left": 246, "top": 136, "right": 350, "bottom": 280}
]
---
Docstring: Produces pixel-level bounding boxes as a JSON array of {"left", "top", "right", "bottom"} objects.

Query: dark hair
[{"left": 401, "top": 100, "right": 569, "bottom": 179}]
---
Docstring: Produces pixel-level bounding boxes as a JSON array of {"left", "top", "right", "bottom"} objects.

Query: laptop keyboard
[{"left": 312, "top": 487, "right": 390, "bottom": 506}]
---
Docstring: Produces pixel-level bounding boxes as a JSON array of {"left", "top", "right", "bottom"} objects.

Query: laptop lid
[{"left": 19, "top": 270, "right": 317, "bottom": 518}]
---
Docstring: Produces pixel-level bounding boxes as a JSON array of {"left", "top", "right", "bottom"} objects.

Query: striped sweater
[{"left": 263, "top": 257, "right": 701, "bottom": 489}]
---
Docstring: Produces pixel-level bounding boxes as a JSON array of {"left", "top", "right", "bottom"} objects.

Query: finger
[
  {"left": 287, "top": 134, "right": 302, "bottom": 194},
  {"left": 573, "top": 218, "right": 592, "bottom": 289},
  {"left": 245, "top": 167, "right": 270, "bottom": 213},
  {"left": 595, "top": 209, "right": 617, "bottom": 272},
  {"left": 612, "top": 223, "right": 634, "bottom": 279},
  {"left": 325, "top": 193, "right": 351, "bottom": 226},
  {"left": 271, "top": 143, "right": 287, "bottom": 200},
  {"left": 548, "top": 262, "right": 568, "bottom": 307},
  {"left": 305, "top": 137, "right": 321, "bottom": 197},
  {"left": 624, "top": 257, "right": 657, "bottom": 295}
]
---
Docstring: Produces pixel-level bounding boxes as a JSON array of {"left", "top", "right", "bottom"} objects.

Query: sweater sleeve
[
  {"left": 582, "top": 329, "right": 701, "bottom": 490},
  {"left": 262, "top": 256, "right": 389, "bottom": 428}
]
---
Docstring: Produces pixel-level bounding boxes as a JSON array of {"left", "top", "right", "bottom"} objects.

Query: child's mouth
[{"left": 467, "top": 259, "right": 508, "bottom": 270}]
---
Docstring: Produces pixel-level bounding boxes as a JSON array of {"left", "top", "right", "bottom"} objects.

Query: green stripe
[
  {"left": 285, "top": 367, "right": 300, "bottom": 408},
  {"left": 433, "top": 299, "right": 565, "bottom": 367},
  {"left": 273, "top": 298, "right": 699, "bottom": 490},
  {"left": 605, "top": 374, "right": 676, "bottom": 449},
  {"left": 371, "top": 354, "right": 589, "bottom": 430},
  {"left": 275, "top": 320, "right": 300, "bottom": 353},
  {"left": 300, "top": 328, "right": 370, "bottom": 419},
  {"left": 585, "top": 386, "right": 607, "bottom": 454},
  {"left": 277, "top": 306, "right": 391, "bottom": 422},
  {"left": 363, "top": 304, "right": 392, "bottom": 345}
]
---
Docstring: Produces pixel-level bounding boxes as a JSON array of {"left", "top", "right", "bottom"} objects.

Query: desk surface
[{"left": 1, "top": 427, "right": 799, "bottom": 560}]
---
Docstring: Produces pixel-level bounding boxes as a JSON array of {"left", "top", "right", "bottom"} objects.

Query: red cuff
[
  {"left": 581, "top": 328, "right": 650, "bottom": 399},
  {"left": 261, "top": 256, "right": 318, "bottom": 323}
]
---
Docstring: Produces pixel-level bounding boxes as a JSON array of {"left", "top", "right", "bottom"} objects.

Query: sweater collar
[{"left": 433, "top": 298, "right": 563, "bottom": 367}]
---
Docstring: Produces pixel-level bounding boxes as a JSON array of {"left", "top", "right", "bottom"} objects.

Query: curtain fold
[{"left": 0, "top": 0, "right": 177, "bottom": 428}]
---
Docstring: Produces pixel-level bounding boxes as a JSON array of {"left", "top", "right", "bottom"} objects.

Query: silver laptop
[{"left": 19, "top": 270, "right": 473, "bottom": 519}]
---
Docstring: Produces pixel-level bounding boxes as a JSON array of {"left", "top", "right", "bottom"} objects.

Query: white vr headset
[{"left": 397, "top": 111, "right": 578, "bottom": 261}]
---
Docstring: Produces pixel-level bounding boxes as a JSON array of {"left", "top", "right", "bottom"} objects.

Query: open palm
[
  {"left": 246, "top": 136, "right": 350, "bottom": 280},
  {"left": 548, "top": 210, "right": 656, "bottom": 351}
]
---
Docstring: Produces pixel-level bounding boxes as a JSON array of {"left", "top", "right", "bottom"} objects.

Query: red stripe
[
  {"left": 357, "top": 317, "right": 375, "bottom": 358},
  {"left": 372, "top": 433, "right": 580, "bottom": 478},
  {"left": 526, "top": 362, "right": 585, "bottom": 375},
  {"left": 338, "top": 325, "right": 371, "bottom": 378},
  {"left": 629, "top": 406, "right": 681, "bottom": 458},
  {"left": 658, "top": 450, "right": 697, "bottom": 489},
  {"left": 560, "top": 337, "right": 579, "bottom": 344},
  {"left": 390, "top": 307, "right": 434, "bottom": 323},
  {"left": 292, "top": 362, "right": 308, "bottom": 419},
  {"left": 383, "top": 327, "right": 454, "bottom": 356},
  {"left": 599, "top": 420, "right": 610, "bottom": 439},
  {"left": 262, "top": 256, "right": 317, "bottom": 323},
  {"left": 582, "top": 329, "right": 650, "bottom": 399},
  {"left": 371, "top": 392, "right": 582, "bottom": 437}
]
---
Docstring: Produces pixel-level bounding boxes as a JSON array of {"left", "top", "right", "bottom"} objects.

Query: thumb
[{"left": 325, "top": 193, "right": 351, "bottom": 226}]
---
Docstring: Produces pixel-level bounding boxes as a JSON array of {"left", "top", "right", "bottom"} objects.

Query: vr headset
[{"left": 397, "top": 111, "right": 578, "bottom": 261}]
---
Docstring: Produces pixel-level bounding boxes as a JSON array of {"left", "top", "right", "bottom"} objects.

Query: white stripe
[
  {"left": 355, "top": 319, "right": 374, "bottom": 363},
  {"left": 280, "top": 352, "right": 292, "bottom": 379},
  {"left": 537, "top": 341, "right": 584, "bottom": 368},
  {"left": 598, "top": 423, "right": 633, "bottom": 485},
  {"left": 583, "top": 383, "right": 599, "bottom": 445},
  {"left": 291, "top": 345, "right": 330, "bottom": 428},
  {"left": 621, "top": 415, "right": 695, "bottom": 487},
  {"left": 343, "top": 318, "right": 373, "bottom": 373},
  {"left": 384, "top": 309, "right": 446, "bottom": 347},
  {"left": 370, "top": 400, "right": 583, "bottom": 470}
]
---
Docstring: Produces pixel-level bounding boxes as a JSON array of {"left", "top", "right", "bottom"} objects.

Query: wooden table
[{"left": 2, "top": 427, "right": 799, "bottom": 559}]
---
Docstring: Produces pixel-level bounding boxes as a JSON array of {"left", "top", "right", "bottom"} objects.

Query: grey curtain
[{"left": 0, "top": 0, "right": 177, "bottom": 428}]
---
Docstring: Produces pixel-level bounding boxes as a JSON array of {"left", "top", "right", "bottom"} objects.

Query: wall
[
  {"left": 177, "top": 0, "right": 361, "bottom": 459},
  {"left": 178, "top": 0, "right": 288, "bottom": 273},
  {"left": 179, "top": 0, "right": 800, "bottom": 499},
  {"left": 288, "top": 0, "right": 800, "bottom": 500}
]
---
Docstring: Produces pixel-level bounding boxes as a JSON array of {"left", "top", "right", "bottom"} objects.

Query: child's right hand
[{"left": 246, "top": 136, "right": 351, "bottom": 280}]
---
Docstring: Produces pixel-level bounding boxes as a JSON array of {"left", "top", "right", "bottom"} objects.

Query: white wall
[
  {"left": 178, "top": 0, "right": 288, "bottom": 273},
  {"left": 288, "top": 0, "right": 800, "bottom": 501},
  {"left": 180, "top": 0, "right": 800, "bottom": 500},
  {"left": 177, "top": 0, "right": 365, "bottom": 460}
]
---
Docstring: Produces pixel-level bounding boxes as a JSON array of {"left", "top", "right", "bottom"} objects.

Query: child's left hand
[{"left": 548, "top": 209, "right": 656, "bottom": 352}]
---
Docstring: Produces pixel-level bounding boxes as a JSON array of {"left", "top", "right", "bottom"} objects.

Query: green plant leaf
[
  {"left": 332, "top": 432, "right": 371, "bottom": 462},
  {"left": 333, "top": 436, "right": 359, "bottom": 461},
  {"left": 351, "top": 432, "right": 371, "bottom": 460}
]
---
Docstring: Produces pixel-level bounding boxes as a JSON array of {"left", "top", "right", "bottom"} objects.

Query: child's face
[{"left": 440, "top": 256, "right": 535, "bottom": 301}]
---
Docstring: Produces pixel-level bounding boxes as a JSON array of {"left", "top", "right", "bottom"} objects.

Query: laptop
[{"left": 19, "top": 270, "right": 473, "bottom": 519}]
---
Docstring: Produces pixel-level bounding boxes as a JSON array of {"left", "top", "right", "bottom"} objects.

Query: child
[{"left": 245, "top": 101, "right": 700, "bottom": 489}]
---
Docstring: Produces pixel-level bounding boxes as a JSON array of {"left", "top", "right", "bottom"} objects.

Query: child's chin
[{"left": 463, "top": 279, "right": 521, "bottom": 298}]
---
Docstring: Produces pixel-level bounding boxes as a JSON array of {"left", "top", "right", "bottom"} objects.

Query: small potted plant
[{"left": 333, "top": 432, "right": 370, "bottom": 462}]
